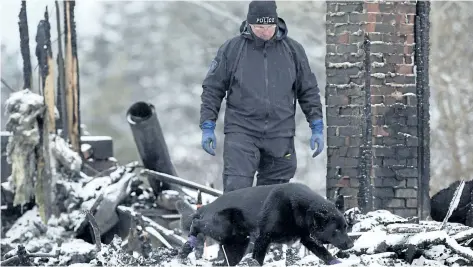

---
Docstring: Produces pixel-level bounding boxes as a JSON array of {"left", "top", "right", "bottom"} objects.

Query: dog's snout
[
  {"left": 343, "top": 240, "right": 354, "bottom": 250},
  {"left": 337, "top": 239, "right": 354, "bottom": 250},
  {"left": 346, "top": 240, "right": 354, "bottom": 249}
]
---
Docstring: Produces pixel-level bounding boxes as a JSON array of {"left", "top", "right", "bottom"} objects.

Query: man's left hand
[{"left": 310, "top": 119, "right": 324, "bottom": 158}]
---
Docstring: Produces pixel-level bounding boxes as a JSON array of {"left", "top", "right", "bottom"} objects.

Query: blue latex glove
[
  {"left": 310, "top": 119, "right": 324, "bottom": 158},
  {"left": 201, "top": 120, "right": 217, "bottom": 156},
  {"left": 329, "top": 259, "right": 342, "bottom": 265}
]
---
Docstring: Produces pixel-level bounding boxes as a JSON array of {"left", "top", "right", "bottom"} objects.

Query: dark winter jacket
[{"left": 199, "top": 18, "right": 323, "bottom": 138}]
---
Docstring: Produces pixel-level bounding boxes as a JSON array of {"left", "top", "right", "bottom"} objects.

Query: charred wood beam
[
  {"left": 117, "top": 205, "right": 187, "bottom": 247},
  {"left": 34, "top": 8, "right": 55, "bottom": 223},
  {"left": 82, "top": 209, "right": 102, "bottom": 252},
  {"left": 35, "top": 7, "right": 56, "bottom": 133},
  {"left": 55, "top": 0, "right": 68, "bottom": 139},
  {"left": 64, "top": 0, "right": 81, "bottom": 154},
  {"left": 18, "top": 1, "right": 33, "bottom": 91},
  {"left": 1, "top": 245, "right": 59, "bottom": 266},
  {"left": 145, "top": 226, "right": 173, "bottom": 249},
  {"left": 1, "top": 79, "right": 15, "bottom": 93}
]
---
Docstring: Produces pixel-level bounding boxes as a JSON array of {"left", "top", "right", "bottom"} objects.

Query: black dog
[
  {"left": 430, "top": 179, "right": 473, "bottom": 226},
  {"left": 178, "top": 183, "right": 353, "bottom": 266}
]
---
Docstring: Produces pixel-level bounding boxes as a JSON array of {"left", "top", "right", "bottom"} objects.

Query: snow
[
  {"left": 372, "top": 73, "right": 386, "bottom": 79},
  {"left": 327, "top": 12, "right": 346, "bottom": 16},
  {"left": 80, "top": 136, "right": 113, "bottom": 142},
  {"left": 50, "top": 134, "right": 83, "bottom": 174},
  {"left": 405, "top": 230, "right": 447, "bottom": 245},
  {"left": 372, "top": 62, "right": 385, "bottom": 68},
  {"left": 398, "top": 132, "right": 413, "bottom": 138},
  {"left": 351, "top": 231, "right": 388, "bottom": 254},
  {"left": 2, "top": 203, "right": 473, "bottom": 267},
  {"left": 351, "top": 209, "right": 407, "bottom": 232},
  {"left": 328, "top": 62, "right": 363, "bottom": 69},
  {"left": 423, "top": 245, "right": 451, "bottom": 260},
  {"left": 329, "top": 83, "right": 363, "bottom": 90},
  {"left": 4, "top": 89, "right": 45, "bottom": 205}
]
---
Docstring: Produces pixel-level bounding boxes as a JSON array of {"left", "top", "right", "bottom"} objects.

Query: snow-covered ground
[{"left": 2, "top": 205, "right": 472, "bottom": 266}]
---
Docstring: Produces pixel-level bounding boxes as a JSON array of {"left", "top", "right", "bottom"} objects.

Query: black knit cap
[{"left": 247, "top": 0, "right": 278, "bottom": 25}]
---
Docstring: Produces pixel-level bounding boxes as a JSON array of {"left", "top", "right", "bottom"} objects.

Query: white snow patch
[
  {"left": 371, "top": 73, "right": 386, "bottom": 79},
  {"left": 328, "top": 62, "right": 363, "bottom": 69}
]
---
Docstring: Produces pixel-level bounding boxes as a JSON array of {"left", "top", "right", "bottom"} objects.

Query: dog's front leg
[
  {"left": 221, "top": 241, "right": 250, "bottom": 266},
  {"left": 178, "top": 219, "right": 201, "bottom": 259},
  {"left": 300, "top": 236, "right": 337, "bottom": 264},
  {"left": 244, "top": 231, "right": 258, "bottom": 255},
  {"left": 252, "top": 236, "right": 271, "bottom": 266}
]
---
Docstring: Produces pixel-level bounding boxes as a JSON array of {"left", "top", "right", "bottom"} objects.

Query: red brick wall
[{"left": 326, "top": 1, "right": 419, "bottom": 218}]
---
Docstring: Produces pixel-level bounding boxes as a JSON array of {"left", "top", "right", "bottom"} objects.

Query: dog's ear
[
  {"left": 334, "top": 195, "right": 345, "bottom": 213},
  {"left": 305, "top": 207, "right": 328, "bottom": 229}
]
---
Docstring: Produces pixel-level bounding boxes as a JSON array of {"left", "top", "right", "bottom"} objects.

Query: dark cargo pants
[{"left": 222, "top": 132, "right": 297, "bottom": 192}]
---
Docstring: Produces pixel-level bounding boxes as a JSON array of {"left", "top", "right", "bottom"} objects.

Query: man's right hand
[{"left": 201, "top": 120, "right": 217, "bottom": 156}]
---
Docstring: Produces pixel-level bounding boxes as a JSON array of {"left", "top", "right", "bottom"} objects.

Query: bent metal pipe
[{"left": 142, "top": 169, "right": 223, "bottom": 197}]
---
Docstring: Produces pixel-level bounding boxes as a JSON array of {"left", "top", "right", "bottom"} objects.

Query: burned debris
[
  {"left": 338, "top": 209, "right": 473, "bottom": 266},
  {"left": 0, "top": 88, "right": 205, "bottom": 266}
]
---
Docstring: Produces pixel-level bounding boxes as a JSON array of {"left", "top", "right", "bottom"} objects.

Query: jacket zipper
[{"left": 263, "top": 45, "right": 269, "bottom": 136}]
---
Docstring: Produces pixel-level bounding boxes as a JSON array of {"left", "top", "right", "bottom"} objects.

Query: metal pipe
[
  {"left": 142, "top": 169, "right": 223, "bottom": 197},
  {"left": 126, "top": 101, "right": 180, "bottom": 196}
]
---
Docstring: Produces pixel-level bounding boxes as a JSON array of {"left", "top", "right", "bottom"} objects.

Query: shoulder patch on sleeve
[{"left": 208, "top": 59, "right": 219, "bottom": 74}]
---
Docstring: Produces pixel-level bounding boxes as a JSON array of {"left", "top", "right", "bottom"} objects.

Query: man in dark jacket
[{"left": 199, "top": 0, "right": 324, "bottom": 193}]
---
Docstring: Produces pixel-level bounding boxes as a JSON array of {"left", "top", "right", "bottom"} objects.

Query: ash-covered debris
[
  {"left": 334, "top": 208, "right": 473, "bottom": 266},
  {"left": 50, "top": 133, "right": 82, "bottom": 176},
  {"left": 1, "top": 206, "right": 96, "bottom": 266},
  {"left": 2, "top": 193, "right": 473, "bottom": 267},
  {"left": 89, "top": 235, "right": 178, "bottom": 266}
]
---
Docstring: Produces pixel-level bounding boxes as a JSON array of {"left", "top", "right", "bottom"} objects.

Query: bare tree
[{"left": 430, "top": 2, "right": 473, "bottom": 195}]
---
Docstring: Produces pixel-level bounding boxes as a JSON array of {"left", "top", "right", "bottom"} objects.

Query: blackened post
[
  {"left": 64, "top": 0, "right": 81, "bottom": 153},
  {"left": 35, "top": 7, "right": 56, "bottom": 132},
  {"left": 34, "top": 7, "right": 54, "bottom": 223},
  {"left": 55, "top": 0, "right": 68, "bottom": 139},
  {"left": 415, "top": 1, "right": 431, "bottom": 220},
  {"left": 18, "top": 1, "right": 33, "bottom": 90},
  {"left": 70, "top": 0, "right": 82, "bottom": 153},
  {"left": 358, "top": 34, "right": 374, "bottom": 213}
]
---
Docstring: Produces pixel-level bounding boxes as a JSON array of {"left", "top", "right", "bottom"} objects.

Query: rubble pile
[
  {"left": 2, "top": 201, "right": 473, "bottom": 267},
  {"left": 333, "top": 209, "right": 473, "bottom": 267}
]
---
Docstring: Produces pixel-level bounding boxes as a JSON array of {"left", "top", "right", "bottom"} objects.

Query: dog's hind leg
[{"left": 252, "top": 190, "right": 287, "bottom": 265}]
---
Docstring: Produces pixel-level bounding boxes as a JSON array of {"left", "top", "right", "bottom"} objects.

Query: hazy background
[{"left": 1, "top": 1, "right": 471, "bottom": 196}]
